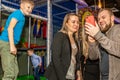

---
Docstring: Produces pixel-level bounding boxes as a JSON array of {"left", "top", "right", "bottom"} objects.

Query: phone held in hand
[{"left": 85, "top": 15, "right": 95, "bottom": 26}]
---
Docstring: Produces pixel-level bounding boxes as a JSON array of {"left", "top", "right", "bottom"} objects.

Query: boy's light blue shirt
[
  {"left": 31, "top": 53, "right": 42, "bottom": 68},
  {"left": 0, "top": 9, "right": 25, "bottom": 44}
]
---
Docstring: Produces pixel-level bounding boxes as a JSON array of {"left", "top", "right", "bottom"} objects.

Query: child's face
[
  {"left": 27, "top": 50, "right": 33, "bottom": 56},
  {"left": 20, "top": 2, "right": 34, "bottom": 16}
]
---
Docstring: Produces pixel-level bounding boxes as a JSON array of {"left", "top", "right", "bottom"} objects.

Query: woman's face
[{"left": 66, "top": 15, "right": 79, "bottom": 33}]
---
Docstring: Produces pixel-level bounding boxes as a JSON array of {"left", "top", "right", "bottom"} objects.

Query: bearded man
[{"left": 85, "top": 8, "right": 120, "bottom": 80}]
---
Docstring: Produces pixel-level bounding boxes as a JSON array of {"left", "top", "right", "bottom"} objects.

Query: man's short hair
[{"left": 98, "top": 8, "right": 114, "bottom": 16}]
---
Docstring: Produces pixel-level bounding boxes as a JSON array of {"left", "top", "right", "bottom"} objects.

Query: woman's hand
[
  {"left": 76, "top": 70, "right": 83, "bottom": 80},
  {"left": 77, "top": 76, "right": 82, "bottom": 80},
  {"left": 88, "top": 36, "right": 96, "bottom": 43}
]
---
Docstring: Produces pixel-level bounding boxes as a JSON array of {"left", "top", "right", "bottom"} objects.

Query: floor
[{"left": 0, "top": 75, "right": 46, "bottom": 80}]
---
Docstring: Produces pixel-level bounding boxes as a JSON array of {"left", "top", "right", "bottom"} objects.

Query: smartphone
[{"left": 85, "top": 15, "right": 95, "bottom": 26}]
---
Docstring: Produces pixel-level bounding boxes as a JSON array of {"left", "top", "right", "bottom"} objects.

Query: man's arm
[
  {"left": 85, "top": 22, "right": 120, "bottom": 57},
  {"left": 8, "top": 18, "right": 17, "bottom": 55},
  {"left": 94, "top": 30, "right": 120, "bottom": 57}
]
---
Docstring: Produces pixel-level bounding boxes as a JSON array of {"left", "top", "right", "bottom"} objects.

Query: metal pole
[
  {"left": 28, "top": 17, "right": 31, "bottom": 75},
  {"left": 47, "top": 0, "right": 53, "bottom": 66},
  {"left": 76, "top": 3, "right": 78, "bottom": 14},
  {"left": 1, "top": 4, "right": 47, "bottom": 21},
  {"left": 0, "top": 0, "right": 1, "bottom": 25}
]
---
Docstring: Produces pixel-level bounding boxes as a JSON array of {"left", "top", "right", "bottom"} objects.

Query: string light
[{"left": 98, "top": 0, "right": 102, "bottom": 8}]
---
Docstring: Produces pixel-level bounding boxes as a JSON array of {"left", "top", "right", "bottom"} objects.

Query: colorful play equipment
[{"left": 0, "top": 26, "right": 4, "bottom": 32}]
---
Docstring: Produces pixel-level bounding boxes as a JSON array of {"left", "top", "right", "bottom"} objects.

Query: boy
[
  {"left": 27, "top": 48, "right": 42, "bottom": 80},
  {"left": 0, "top": 0, "right": 34, "bottom": 80}
]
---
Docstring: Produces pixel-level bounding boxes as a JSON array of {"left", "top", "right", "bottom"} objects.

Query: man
[{"left": 85, "top": 8, "right": 120, "bottom": 80}]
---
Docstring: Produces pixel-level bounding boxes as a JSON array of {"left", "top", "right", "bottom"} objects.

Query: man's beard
[{"left": 100, "top": 22, "right": 112, "bottom": 33}]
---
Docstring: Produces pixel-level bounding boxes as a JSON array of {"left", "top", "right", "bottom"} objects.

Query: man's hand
[{"left": 85, "top": 21, "right": 100, "bottom": 37}]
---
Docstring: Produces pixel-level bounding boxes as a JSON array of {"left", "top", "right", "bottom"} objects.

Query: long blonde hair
[
  {"left": 60, "top": 13, "right": 81, "bottom": 51},
  {"left": 60, "top": 13, "right": 79, "bottom": 34},
  {"left": 60, "top": 13, "right": 80, "bottom": 41},
  {"left": 81, "top": 11, "right": 93, "bottom": 60}
]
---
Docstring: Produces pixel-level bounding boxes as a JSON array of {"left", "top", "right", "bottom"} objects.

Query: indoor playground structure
[{"left": 1, "top": 0, "right": 120, "bottom": 80}]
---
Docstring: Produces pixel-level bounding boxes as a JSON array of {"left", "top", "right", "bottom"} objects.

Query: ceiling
[{"left": 1, "top": 0, "right": 120, "bottom": 27}]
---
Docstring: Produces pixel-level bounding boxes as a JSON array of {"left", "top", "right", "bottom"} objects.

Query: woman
[{"left": 44, "top": 13, "right": 83, "bottom": 80}]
